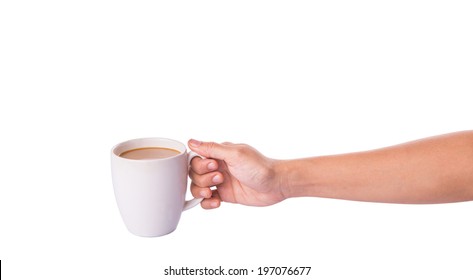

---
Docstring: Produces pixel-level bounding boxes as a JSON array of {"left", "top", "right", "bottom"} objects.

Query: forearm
[{"left": 278, "top": 131, "right": 473, "bottom": 203}]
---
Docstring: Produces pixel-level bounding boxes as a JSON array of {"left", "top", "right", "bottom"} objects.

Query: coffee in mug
[{"left": 119, "top": 147, "right": 180, "bottom": 160}]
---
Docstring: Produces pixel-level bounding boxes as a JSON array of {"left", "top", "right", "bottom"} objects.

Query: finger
[
  {"left": 190, "top": 157, "right": 219, "bottom": 175},
  {"left": 189, "top": 169, "right": 224, "bottom": 188},
  {"left": 201, "top": 190, "right": 222, "bottom": 209},
  {"left": 190, "top": 182, "right": 212, "bottom": 199},
  {"left": 201, "top": 198, "right": 221, "bottom": 209},
  {"left": 188, "top": 139, "right": 233, "bottom": 161}
]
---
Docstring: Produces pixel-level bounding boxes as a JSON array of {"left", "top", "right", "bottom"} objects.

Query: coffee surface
[{"left": 119, "top": 147, "right": 180, "bottom": 160}]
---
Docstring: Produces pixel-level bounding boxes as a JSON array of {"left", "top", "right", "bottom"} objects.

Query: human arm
[
  {"left": 279, "top": 130, "right": 473, "bottom": 204},
  {"left": 188, "top": 130, "right": 473, "bottom": 208}
]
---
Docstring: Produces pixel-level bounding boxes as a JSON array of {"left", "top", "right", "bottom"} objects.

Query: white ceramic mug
[{"left": 111, "top": 138, "right": 203, "bottom": 237}]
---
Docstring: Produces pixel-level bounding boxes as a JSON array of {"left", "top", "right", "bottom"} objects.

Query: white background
[{"left": 1, "top": 0, "right": 472, "bottom": 279}]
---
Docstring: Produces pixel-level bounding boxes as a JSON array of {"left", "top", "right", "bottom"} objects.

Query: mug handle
[{"left": 183, "top": 151, "right": 204, "bottom": 211}]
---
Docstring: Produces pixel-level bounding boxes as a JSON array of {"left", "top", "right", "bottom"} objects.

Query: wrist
[
  {"left": 273, "top": 159, "right": 295, "bottom": 200},
  {"left": 274, "top": 158, "right": 321, "bottom": 199}
]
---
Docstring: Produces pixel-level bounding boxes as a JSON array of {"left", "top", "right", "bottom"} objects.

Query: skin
[{"left": 188, "top": 130, "right": 473, "bottom": 209}]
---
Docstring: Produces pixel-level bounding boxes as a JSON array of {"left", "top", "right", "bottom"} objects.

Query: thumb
[{"left": 188, "top": 139, "right": 230, "bottom": 161}]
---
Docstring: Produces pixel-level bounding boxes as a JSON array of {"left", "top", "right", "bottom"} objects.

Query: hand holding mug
[{"left": 187, "top": 139, "right": 287, "bottom": 209}]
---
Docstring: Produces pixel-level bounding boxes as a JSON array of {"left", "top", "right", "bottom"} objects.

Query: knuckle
[
  {"left": 190, "top": 158, "right": 207, "bottom": 174},
  {"left": 188, "top": 170, "right": 197, "bottom": 181},
  {"left": 233, "top": 144, "right": 249, "bottom": 158},
  {"left": 190, "top": 184, "right": 200, "bottom": 196},
  {"left": 191, "top": 175, "right": 204, "bottom": 187},
  {"left": 190, "top": 156, "right": 201, "bottom": 167}
]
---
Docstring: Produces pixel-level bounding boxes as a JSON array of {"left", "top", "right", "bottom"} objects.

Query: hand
[{"left": 188, "top": 139, "right": 286, "bottom": 209}]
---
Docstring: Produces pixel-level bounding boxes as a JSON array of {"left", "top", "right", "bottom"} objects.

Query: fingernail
[
  {"left": 210, "top": 201, "right": 219, "bottom": 208},
  {"left": 212, "top": 174, "right": 222, "bottom": 184},
  {"left": 208, "top": 162, "right": 217, "bottom": 170},
  {"left": 189, "top": 139, "right": 202, "bottom": 147},
  {"left": 200, "top": 190, "right": 208, "bottom": 198}
]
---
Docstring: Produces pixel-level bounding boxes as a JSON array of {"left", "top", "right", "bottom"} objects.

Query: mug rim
[{"left": 111, "top": 137, "right": 186, "bottom": 161}]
